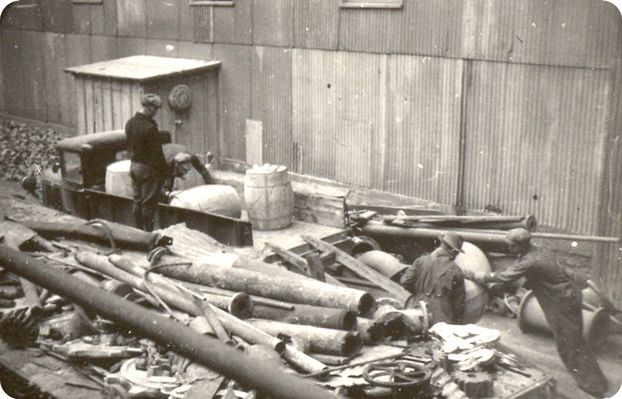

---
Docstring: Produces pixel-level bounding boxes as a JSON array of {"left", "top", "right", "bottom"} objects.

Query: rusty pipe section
[
  {"left": 252, "top": 303, "right": 357, "bottom": 331},
  {"left": 155, "top": 262, "right": 376, "bottom": 315},
  {"left": 248, "top": 319, "right": 363, "bottom": 357},
  {"left": 0, "top": 245, "right": 336, "bottom": 399},
  {"left": 108, "top": 254, "right": 253, "bottom": 318}
]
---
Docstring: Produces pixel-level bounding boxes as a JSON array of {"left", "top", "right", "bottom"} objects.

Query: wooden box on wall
[{"left": 65, "top": 55, "right": 221, "bottom": 161}]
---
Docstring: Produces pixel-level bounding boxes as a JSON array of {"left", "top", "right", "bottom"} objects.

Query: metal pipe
[
  {"left": 248, "top": 319, "right": 363, "bottom": 357},
  {"left": 252, "top": 303, "right": 357, "bottom": 331},
  {"left": 0, "top": 245, "right": 337, "bottom": 399},
  {"left": 154, "top": 262, "right": 376, "bottom": 315}
]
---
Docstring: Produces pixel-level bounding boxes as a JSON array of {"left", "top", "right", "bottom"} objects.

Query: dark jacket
[
  {"left": 125, "top": 112, "right": 169, "bottom": 178},
  {"left": 401, "top": 251, "right": 465, "bottom": 324}
]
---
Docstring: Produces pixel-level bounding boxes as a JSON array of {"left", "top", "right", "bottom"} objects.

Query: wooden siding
[
  {"left": 292, "top": 0, "right": 339, "bottom": 50},
  {"left": 463, "top": 61, "right": 610, "bottom": 234},
  {"left": 43, "top": 33, "right": 66, "bottom": 125},
  {"left": 384, "top": 55, "right": 463, "bottom": 204},
  {"left": 250, "top": 46, "right": 292, "bottom": 166},
  {"left": 252, "top": 0, "right": 292, "bottom": 47}
]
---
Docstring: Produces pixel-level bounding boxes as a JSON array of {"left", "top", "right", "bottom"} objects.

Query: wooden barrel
[
  {"left": 244, "top": 166, "right": 294, "bottom": 230},
  {"left": 105, "top": 160, "right": 133, "bottom": 198},
  {"left": 454, "top": 241, "right": 491, "bottom": 324},
  {"left": 170, "top": 185, "right": 242, "bottom": 218}
]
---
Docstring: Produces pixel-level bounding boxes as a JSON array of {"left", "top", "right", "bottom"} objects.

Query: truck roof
[{"left": 56, "top": 130, "right": 171, "bottom": 153}]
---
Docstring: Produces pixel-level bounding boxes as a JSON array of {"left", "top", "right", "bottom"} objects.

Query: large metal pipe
[
  {"left": 248, "top": 319, "right": 363, "bottom": 357},
  {"left": 154, "top": 262, "right": 376, "bottom": 315},
  {"left": 0, "top": 245, "right": 337, "bottom": 399},
  {"left": 108, "top": 254, "right": 253, "bottom": 318},
  {"left": 251, "top": 303, "right": 357, "bottom": 331}
]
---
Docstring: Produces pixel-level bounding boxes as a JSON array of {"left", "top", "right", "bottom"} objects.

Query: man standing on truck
[
  {"left": 467, "top": 228, "right": 608, "bottom": 398},
  {"left": 400, "top": 232, "right": 466, "bottom": 325},
  {"left": 125, "top": 94, "right": 169, "bottom": 232}
]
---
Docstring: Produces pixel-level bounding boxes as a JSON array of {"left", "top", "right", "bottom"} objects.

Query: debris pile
[
  {"left": 0, "top": 120, "right": 65, "bottom": 182},
  {"left": 0, "top": 208, "right": 555, "bottom": 398}
]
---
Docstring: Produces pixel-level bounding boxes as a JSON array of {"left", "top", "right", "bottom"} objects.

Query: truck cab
[{"left": 41, "top": 130, "right": 252, "bottom": 246}]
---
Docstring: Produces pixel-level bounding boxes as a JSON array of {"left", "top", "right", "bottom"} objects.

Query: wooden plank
[
  {"left": 302, "top": 235, "right": 411, "bottom": 302},
  {"left": 43, "top": 33, "right": 65, "bottom": 124},
  {"left": 120, "top": 81, "right": 133, "bottom": 123},
  {"left": 178, "top": 0, "right": 195, "bottom": 41},
  {"left": 94, "top": 79, "right": 105, "bottom": 132},
  {"left": 205, "top": 70, "right": 219, "bottom": 155},
  {"left": 131, "top": 82, "right": 143, "bottom": 119},
  {"left": 102, "top": 79, "right": 114, "bottom": 131},
  {"left": 110, "top": 80, "right": 124, "bottom": 129},
  {"left": 84, "top": 79, "right": 95, "bottom": 133},
  {"left": 245, "top": 119, "right": 263, "bottom": 166},
  {"left": 293, "top": 192, "right": 346, "bottom": 228},
  {"left": 64, "top": 34, "right": 91, "bottom": 130},
  {"left": 23, "top": 31, "right": 48, "bottom": 121},
  {"left": 74, "top": 76, "right": 87, "bottom": 135}
]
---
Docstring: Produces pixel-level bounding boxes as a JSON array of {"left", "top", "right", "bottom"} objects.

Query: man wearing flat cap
[
  {"left": 400, "top": 232, "right": 466, "bottom": 325},
  {"left": 125, "top": 93, "right": 169, "bottom": 231},
  {"left": 466, "top": 228, "right": 608, "bottom": 397},
  {"left": 161, "top": 143, "right": 214, "bottom": 196}
]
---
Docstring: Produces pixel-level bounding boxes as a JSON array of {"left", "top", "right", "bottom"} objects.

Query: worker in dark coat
[
  {"left": 400, "top": 232, "right": 466, "bottom": 325},
  {"left": 467, "top": 228, "right": 608, "bottom": 398},
  {"left": 161, "top": 144, "right": 214, "bottom": 195},
  {"left": 125, "top": 94, "right": 168, "bottom": 232}
]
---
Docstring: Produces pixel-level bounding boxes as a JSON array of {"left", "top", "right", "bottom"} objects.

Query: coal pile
[{"left": 0, "top": 120, "right": 66, "bottom": 182}]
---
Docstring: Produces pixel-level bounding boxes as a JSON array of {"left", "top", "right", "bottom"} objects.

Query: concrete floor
[{"left": 478, "top": 313, "right": 622, "bottom": 399}]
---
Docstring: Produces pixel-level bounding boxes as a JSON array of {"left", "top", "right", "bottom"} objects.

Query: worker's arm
[
  {"left": 451, "top": 267, "right": 466, "bottom": 324},
  {"left": 482, "top": 257, "right": 535, "bottom": 284},
  {"left": 400, "top": 259, "right": 421, "bottom": 294},
  {"left": 190, "top": 154, "right": 213, "bottom": 184}
]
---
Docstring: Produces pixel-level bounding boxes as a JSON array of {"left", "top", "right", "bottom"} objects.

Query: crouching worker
[
  {"left": 400, "top": 232, "right": 466, "bottom": 325},
  {"left": 162, "top": 144, "right": 214, "bottom": 196},
  {"left": 465, "top": 228, "right": 608, "bottom": 398}
]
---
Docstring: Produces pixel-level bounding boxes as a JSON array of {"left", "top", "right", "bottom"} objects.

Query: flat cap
[
  {"left": 141, "top": 93, "right": 162, "bottom": 108},
  {"left": 506, "top": 228, "right": 531, "bottom": 245}
]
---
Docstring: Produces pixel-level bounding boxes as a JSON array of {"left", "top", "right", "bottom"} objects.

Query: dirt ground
[{"left": 1, "top": 177, "right": 620, "bottom": 399}]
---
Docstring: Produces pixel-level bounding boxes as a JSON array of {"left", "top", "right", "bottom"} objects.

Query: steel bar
[
  {"left": 196, "top": 300, "right": 231, "bottom": 343},
  {"left": 303, "top": 235, "right": 411, "bottom": 303},
  {"left": 153, "top": 262, "right": 376, "bottom": 315},
  {"left": 248, "top": 319, "right": 363, "bottom": 357},
  {"left": 210, "top": 306, "right": 285, "bottom": 353},
  {"left": 0, "top": 245, "right": 336, "bottom": 399}
]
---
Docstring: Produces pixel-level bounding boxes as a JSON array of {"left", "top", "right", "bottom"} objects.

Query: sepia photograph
[{"left": 0, "top": 0, "right": 621, "bottom": 398}]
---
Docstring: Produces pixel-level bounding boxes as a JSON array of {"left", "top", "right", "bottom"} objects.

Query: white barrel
[
  {"left": 244, "top": 166, "right": 294, "bottom": 230},
  {"left": 454, "top": 241, "right": 492, "bottom": 324},
  {"left": 105, "top": 160, "right": 133, "bottom": 198},
  {"left": 170, "top": 184, "right": 242, "bottom": 218}
]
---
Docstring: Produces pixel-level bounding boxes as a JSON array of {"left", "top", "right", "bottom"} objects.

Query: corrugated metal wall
[
  {"left": 1, "top": 0, "right": 620, "bottom": 244},
  {"left": 464, "top": 62, "right": 610, "bottom": 234}
]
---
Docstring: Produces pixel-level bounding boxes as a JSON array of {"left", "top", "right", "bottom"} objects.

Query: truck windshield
[{"left": 62, "top": 151, "right": 83, "bottom": 185}]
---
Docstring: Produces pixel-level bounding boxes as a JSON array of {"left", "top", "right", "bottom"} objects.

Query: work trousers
[
  {"left": 130, "top": 162, "right": 162, "bottom": 232},
  {"left": 540, "top": 295, "right": 608, "bottom": 397}
]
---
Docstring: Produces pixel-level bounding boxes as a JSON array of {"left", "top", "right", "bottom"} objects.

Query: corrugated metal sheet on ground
[
  {"left": 292, "top": 0, "right": 339, "bottom": 50},
  {"left": 252, "top": 0, "right": 292, "bottom": 47},
  {"left": 383, "top": 54, "right": 463, "bottom": 205},
  {"left": 250, "top": 47, "right": 293, "bottom": 167},
  {"left": 292, "top": 49, "right": 384, "bottom": 186},
  {"left": 463, "top": 61, "right": 610, "bottom": 234},
  {"left": 461, "top": 0, "right": 621, "bottom": 69}
]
